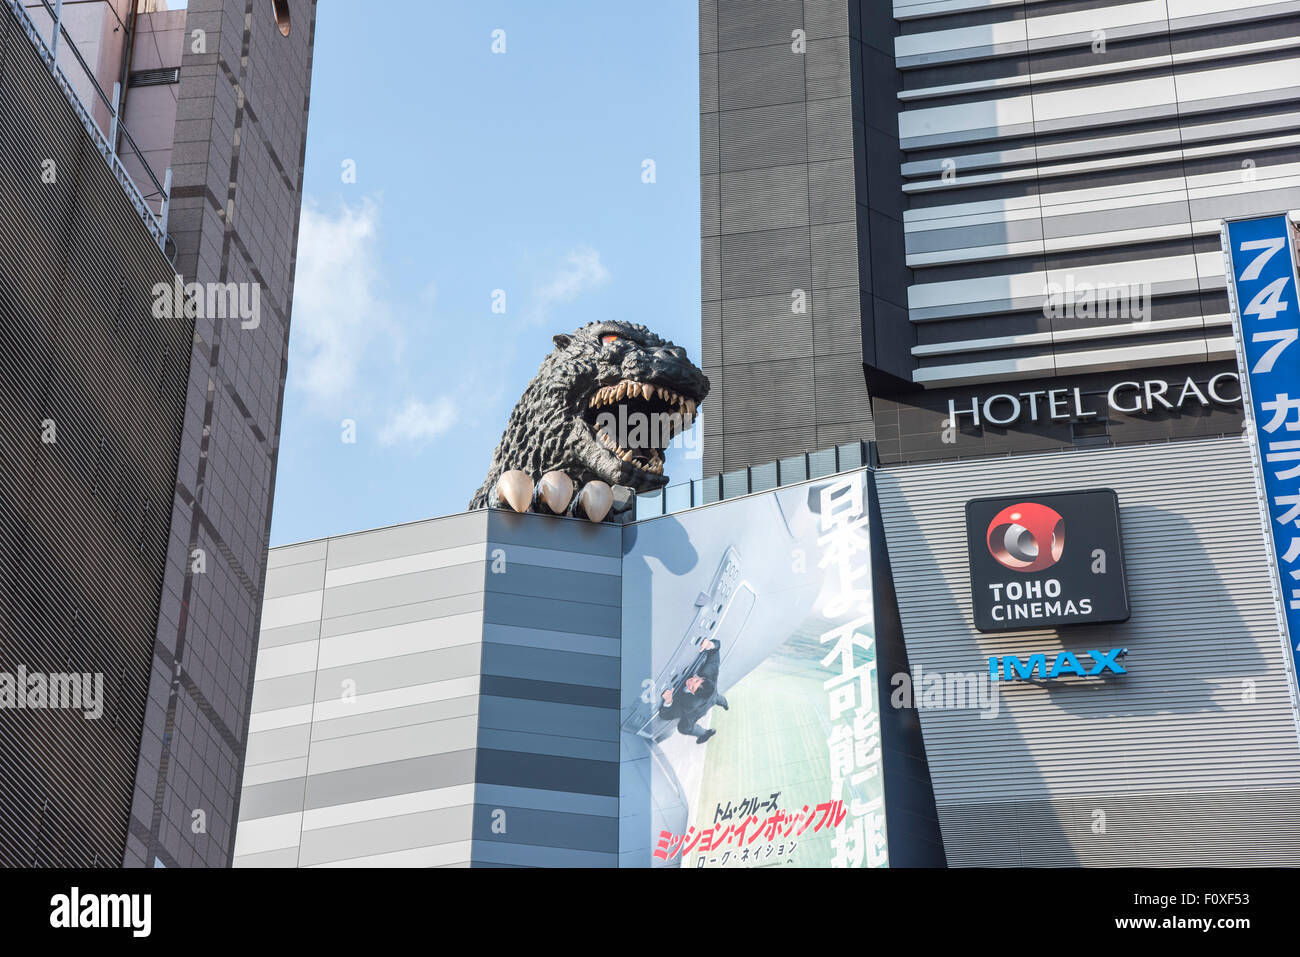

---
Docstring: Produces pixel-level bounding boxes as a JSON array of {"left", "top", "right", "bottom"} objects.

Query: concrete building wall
[
  {"left": 118, "top": 7, "right": 186, "bottom": 210},
  {"left": 700, "top": 0, "right": 893, "bottom": 475},
  {"left": 23, "top": 0, "right": 133, "bottom": 135},
  {"left": 127, "top": 0, "right": 318, "bottom": 868},
  {"left": 877, "top": 436, "right": 1300, "bottom": 865}
]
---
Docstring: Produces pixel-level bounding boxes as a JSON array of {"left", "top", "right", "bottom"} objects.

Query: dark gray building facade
[
  {"left": 0, "top": 0, "right": 316, "bottom": 868},
  {"left": 702, "top": 0, "right": 1300, "bottom": 469},
  {"left": 701, "top": 0, "right": 907, "bottom": 474}
]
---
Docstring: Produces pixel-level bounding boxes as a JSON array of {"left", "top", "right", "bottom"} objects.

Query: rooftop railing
[
  {"left": 636, "top": 440, "right": 871, "bottom": 518},
  {"left": 9, "top": 0, "right": 171, "bottom": 253}
]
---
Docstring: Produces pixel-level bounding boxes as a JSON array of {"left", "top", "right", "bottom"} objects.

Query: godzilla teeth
[
  {"left": 597, "top": 429, "right": 666, "bottom": 473},
  {"left": 587, "top": 382, "right": 686, "bottom": 472},
  {"left": 586, "top": 379, "right": 700, "bottom": 415}
]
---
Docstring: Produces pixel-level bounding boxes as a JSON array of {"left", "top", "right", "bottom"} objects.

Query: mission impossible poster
[{"left": 618, "top": 470, "right": 887, "bottom": 868}]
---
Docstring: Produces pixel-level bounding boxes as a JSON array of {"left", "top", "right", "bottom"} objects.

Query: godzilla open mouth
[{"left": 582, "top": 378, "right": 698, "bottom": 477}]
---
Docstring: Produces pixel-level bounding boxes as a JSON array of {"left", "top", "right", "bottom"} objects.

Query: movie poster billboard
[{"left": 618, "top": 470, "right": 887, "bottom": 868}]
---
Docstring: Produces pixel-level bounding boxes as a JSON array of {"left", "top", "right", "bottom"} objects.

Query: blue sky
[{"left": 269, "top": 0, "right": 702, "bottom": 545}]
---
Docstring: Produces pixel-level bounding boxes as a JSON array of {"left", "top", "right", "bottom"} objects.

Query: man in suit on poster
[{"left": 659, "top": 639, "right": 729, "bottom": 744}]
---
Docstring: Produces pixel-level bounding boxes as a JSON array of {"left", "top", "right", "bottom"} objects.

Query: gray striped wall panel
[
  {"left": 0, "top": 2, "right": 198, "bottom": 866},
  {"left": 876, "top": 435, "right": 1300, "bottom": 865},
  {"left": 237, "top": 510, "right": 626, "bottom": 867},
  {"left": 471, "top": 511, "right": 622, "bottom": 867},
  {"left": 234, "top": 512, "right": 488, "bottom": 868}
]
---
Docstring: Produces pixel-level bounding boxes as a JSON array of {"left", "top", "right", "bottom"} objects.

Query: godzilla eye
[{"left": 600, "top": 334, "right": 620, "bottom": 345}]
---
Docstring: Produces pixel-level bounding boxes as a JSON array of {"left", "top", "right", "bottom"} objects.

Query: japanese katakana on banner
[{"left": 1224, "top": 214, "right": 1300, "bottom": 699}]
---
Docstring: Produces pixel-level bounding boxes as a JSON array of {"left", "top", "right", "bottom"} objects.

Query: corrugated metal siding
[
  {"left": 0, "top": 5, "right": 194, "bottom": 866},
  {"left": 877, "top": 436, "right": 1300, "bottom": 865}
]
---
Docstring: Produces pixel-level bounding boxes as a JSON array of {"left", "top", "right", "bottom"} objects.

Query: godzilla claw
[
  {"left": 574, "top": 480, "right": 613, "bottom": 523},
  {"left": 536, "top": 471, "right": 575, "bottom": 515},
  {"left": 496, "top": 470, "right": 534, "bottom": 513}
]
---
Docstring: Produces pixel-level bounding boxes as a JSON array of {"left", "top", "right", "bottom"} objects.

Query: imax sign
[{"left": 988, "top": 648, "right": 1128, "bottom": 682}]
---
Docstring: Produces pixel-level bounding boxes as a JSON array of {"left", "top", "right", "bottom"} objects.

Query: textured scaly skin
[{"left": 469, "top": 320, "right": 710, "bottom": 512}]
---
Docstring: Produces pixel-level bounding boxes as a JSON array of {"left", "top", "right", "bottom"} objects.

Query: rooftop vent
[{"left": 128, "top": 67, "right": 180, "bottom": 87}]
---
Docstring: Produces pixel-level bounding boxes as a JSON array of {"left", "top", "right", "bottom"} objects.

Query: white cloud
[
  {"left": 288, "top": 198, "right": 460, "bottom": 453},
  {"left": 378, "top": 397, "right": 459, "bottom": 448},
  {"left": 290, "top": 198, "right": 386, "bottom": 404},
  {"left": 528, "top": 246, "right": 610, "bottom": 323}
]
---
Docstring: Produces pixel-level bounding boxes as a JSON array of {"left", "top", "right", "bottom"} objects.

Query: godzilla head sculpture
[{"left": 469, "top": 320, "right": 711, "bottom": 520}]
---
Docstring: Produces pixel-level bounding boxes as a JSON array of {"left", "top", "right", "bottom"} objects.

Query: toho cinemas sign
[{"left": 965, "top": 490, "right": 1131, "bottom": 632}]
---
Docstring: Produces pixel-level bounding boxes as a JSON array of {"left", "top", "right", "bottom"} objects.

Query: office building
[
  {"left": 700, "top": 0, "right": 1300, "bottom": 470},
  {"left": 698, "top": 0, "right": 1300, "bottom": 865},
  {"left": 0, "top": 0, "right": 316, "bottom": 867}
]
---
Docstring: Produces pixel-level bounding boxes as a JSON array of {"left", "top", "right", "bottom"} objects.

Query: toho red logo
[{"left": 986, "top": 502, "right": 1065, "bottom": 572}]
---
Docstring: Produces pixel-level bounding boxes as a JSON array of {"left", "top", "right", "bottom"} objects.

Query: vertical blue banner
[{"left": 1224, "top": 214, "right": 1300, "bottom": 701}]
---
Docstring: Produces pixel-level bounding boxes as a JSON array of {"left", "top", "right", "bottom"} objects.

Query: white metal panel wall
[
  {"left": 877, "top": 436, "right": 1300, "bottom": 865},
  {"left": 235, "top": 509, "right": 625, "bottom": 868},
  {"left": 234, "top": 512, "right": 488, "bottom": 868}
]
